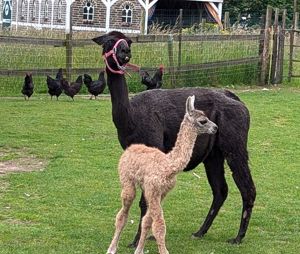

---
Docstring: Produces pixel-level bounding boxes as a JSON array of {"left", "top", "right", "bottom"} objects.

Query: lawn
[{"left": 0, "top": 88, "right": 299, "bottom": 254}]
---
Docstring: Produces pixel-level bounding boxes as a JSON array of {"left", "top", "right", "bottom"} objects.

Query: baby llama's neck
[{"left": 167, "top": 115, "right": 198, "bottom": 174}]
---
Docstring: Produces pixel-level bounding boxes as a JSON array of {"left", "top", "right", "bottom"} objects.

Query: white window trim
[
  {"left": 32, "top": 0, "right": 37, "bottom": 20},
  {"left": 58, "top": 0, "right": 62, "bottom": 21},
  {"left": 83, "top": 1, "right": 94, "bottom": 22},
  {"left": 121, "top": 3, "right": 133, "bottom": 24},
  {"left": 44, "top": 0, "right": 49, "bottom": 19}
]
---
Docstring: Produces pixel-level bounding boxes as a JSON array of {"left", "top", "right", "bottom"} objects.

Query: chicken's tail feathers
[
  {"left": 83, "top": 74, "right": 92, "bottom": 87},
  {"left": 76, "top": 75, "right": 83, "bottom": 84}
]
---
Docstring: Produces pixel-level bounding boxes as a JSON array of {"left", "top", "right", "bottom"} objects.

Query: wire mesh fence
[{"left": 0, "top": 29, "right": 263, "bottom": 97}]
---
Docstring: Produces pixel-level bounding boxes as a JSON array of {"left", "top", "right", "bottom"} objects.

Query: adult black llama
[{"left": 93, "top": 31, "right": 256, "bottom": 246}]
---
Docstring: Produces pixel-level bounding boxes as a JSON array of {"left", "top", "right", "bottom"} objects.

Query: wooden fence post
[
  {"left": 288, "top": 12, "right": 299, "bottom": 81},
  {"left": 277, "top": 9, "right": 286, "bottom": 84},
  {"left": 260, "top": 6, "right": 272, "bottom": 86},
  {"left": 270, "top": 8, "right": 279, "bottom": 84},
  {"left": 66, "top": 4, "right": 73, "bottom": 82},
  {"left": 168, "top": 34, "right": 176, "bottom": 87},
  {"left": 178, "top": 9, "right": 183, "bottom": 70},
  {"left": 224, "top": 11, "right": 230, "bottom": 30}
]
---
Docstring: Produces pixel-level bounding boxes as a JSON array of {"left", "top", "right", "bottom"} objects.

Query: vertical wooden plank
[
  {"left": 260, "top": 6, "right": 273, "bottom": 85},
  {"left": 277, "top": 9, "right": 286, "bottom": 84},
  {"left": 271, "top": 8, "right": 279, "bottom": 84},
  {"left": 224, "top": 11, "right": 230, "bottom": 30},
  {"left": 66, "top": 4, "right": 73, "bottom": 82},
  {"left": 288, "top": 12, "right": 298, "bottom": 81},
  {"left": 168, "top": 35, "right": 175, "bottom": 87},
  {"left": 178, "top": 9, "right": 183, "bottom": 70}
]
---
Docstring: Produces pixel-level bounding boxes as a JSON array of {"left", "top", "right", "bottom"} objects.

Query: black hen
[
  {"left": 46, "top": 68, "right": 63, "bottom": 100},
  {"left": 140, "top": 65, "right": 164, "bottom": 90},
  {"left": 61, "top": 75, "right": 83, "bottom": 101},
  {"left": 83, "top": 71, "right": 106, "bottom": 99},
  {"left": 21, "top": 73, "right": 34, "bottom": 100}
]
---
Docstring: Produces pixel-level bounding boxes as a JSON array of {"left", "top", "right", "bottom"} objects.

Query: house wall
[
  {"left": 2, "top": 0, "right": 144, "bottom": 33},
  {"left": 110, "top": 0, "right": 143, "bottom": 31},
  {"left": 72, "top": 0, "right": 106, "bottom": 28}
]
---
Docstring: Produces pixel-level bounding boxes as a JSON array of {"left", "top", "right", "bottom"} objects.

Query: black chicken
[
  {"left": 21, "top": 73, "right": 34, "bottom": 100},
  {"left": 46, "top": 68, "right": 63, "bottom": 100},
  {"left": 83, "top": 71, "right": 106, "bottom": 99},
  {"left": 140, "top": 65, "right": 164, "bottom": 90},
  {"left": 61, "top": 75, "right": 83, "bottom": 101}
]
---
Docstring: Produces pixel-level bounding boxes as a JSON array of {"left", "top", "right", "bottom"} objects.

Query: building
[{"left": 0, "top": 0, "right": 224, "bottom": 34}]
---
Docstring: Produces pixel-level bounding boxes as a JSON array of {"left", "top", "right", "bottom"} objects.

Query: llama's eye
[{"left": 199, "top": 119, "right": 207, "bottom": 125}]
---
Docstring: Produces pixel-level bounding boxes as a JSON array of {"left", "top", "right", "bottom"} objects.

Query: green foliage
[
  {"left": 223, "top": 0, "right": 294, "bottom": 25},
  {"left": 0, "top": 88, "right": 299, "bottom": 253}
]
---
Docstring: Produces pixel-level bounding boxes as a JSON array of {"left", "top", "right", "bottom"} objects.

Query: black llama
[{"left": 93, "top": 31, "right": 256, "bottom": 246}]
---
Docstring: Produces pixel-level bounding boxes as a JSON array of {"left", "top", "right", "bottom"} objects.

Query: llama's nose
[{"left": 213, "top": 125, "right": 218, "bottom": 132}]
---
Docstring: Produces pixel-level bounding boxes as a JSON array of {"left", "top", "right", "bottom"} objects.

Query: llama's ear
[
  {"left": 92, "top": 35, "right": 115, "bottom": 46},
  {"left": 186, "top": 95, "right": 195, "bottom": 115}
]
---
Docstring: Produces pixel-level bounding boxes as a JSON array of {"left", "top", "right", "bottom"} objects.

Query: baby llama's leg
[
  {"left": 151, "top": 197, "right": 169, "bottom": 254},
  {"left": 107, "top": 184, "right": 136, "bottom": 254},
  {"left": 134, "top": 211, "right": 152, "bottom": 254}
]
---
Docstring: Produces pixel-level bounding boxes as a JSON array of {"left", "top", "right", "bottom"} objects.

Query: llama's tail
[{"left": 223, "top": 89, "right": 241, "bottom": 101}]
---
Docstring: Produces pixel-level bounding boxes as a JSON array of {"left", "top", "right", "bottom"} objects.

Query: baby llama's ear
[{"left": 186, "top": 95, "right": 195, "bottom": 115}]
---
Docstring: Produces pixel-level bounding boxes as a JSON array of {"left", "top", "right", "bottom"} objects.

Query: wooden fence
[{"left": 0, "top": 33, "right": 262, "bottom": 83}]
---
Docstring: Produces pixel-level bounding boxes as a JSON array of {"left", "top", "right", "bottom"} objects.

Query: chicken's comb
[{"left": 159, "top": 64, "right": 164, "bottom": 71}]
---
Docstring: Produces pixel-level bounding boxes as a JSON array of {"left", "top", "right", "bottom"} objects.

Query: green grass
[{"left": 0, "top": 88, "right": 299, "bottom": 254}]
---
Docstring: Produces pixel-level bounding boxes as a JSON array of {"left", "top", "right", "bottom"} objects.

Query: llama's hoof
[
  {"left": 107, "top": 247, "right": 117, "bottom": 254},
  {"left": 191, "top": 231, "right": 206, "bottom": 239},
  {"left": 227, "top": 237, "right": 242, "bottom": 244},
  {"left": 134, "top": 249, "right": 144, "bottom": 254}
]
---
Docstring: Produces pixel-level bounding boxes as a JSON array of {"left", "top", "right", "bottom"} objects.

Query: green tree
[{"left": 223, "top": 0, "right": 295, "bottom": 26}]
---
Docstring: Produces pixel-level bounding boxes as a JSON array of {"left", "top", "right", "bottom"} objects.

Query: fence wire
[{"left": 0, "top": 29, "right": 262, "bottom": 97}]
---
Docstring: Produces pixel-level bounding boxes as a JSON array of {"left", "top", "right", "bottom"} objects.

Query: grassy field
[{"left": 0, "top": 88, "right": 299, "bottom": 254}]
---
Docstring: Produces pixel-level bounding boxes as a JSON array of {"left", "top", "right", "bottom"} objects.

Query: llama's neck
[
  {"left": 167, "top": 115, "right": 198, "bottom": 174},
  {"left": 107, "top": 69, "right": 134, "bottom": 137}
]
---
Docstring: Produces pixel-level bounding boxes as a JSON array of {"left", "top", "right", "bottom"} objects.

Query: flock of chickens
[{"left": 21, "top": 66, "right": 164, "bottom": 100}]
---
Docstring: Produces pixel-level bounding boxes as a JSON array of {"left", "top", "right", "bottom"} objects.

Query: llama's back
[{"left": 118, "top": 144, "right": 171, "bottom": 188}]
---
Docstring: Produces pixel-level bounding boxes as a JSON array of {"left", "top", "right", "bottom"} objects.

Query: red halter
[{"left": 102, "top": 39, "right": 140, "bottom": 75}]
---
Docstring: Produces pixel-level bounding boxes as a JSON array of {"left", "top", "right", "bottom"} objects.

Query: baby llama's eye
[{"left": 199, "top": 119, "right": 207, "bottom": 125}]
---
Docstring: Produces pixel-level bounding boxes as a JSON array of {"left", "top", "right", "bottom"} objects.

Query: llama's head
[
  {"left": 186, "top": 95, "right": 218, "bottom": 135},
  {"left": 92, "top": 31, "right": 132, "bottom": 74}
]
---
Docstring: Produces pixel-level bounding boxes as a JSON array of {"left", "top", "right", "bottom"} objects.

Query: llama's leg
[
  {"left": 150, "top": 197, "right": 169, "bottom": 254},
  {"left": 134, "top": 212, "right": 153, "bottom": 254},
  {"left": 226, "top": 154, "right": 256, "bottom": 244},
  {"left": 193, "top": 149, "right": 228, "bottom": 238},
  {"left": 128, "top": 193, "right": 147, "bottom": 248},
  {"left": 107, "top": 184, "right": 136, "bottom": 254}
]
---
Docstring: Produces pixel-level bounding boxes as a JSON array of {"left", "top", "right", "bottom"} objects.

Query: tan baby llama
[{"left": 107, "top": 95, "right": 218, "bottom": 254}]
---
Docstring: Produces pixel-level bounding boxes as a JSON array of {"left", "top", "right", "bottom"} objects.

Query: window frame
[
  {"left": 121, "top": 3, "right": 133, "bottom": 26},
  {"left": 83, "top": 1, "right": 94, "bottom": 24}
]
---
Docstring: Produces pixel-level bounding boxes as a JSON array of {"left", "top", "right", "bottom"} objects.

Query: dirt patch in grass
[{"left": 0, "top": 149, "right": 47, "bottom": 176}]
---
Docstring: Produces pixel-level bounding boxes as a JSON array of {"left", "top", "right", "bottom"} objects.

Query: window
[
  {"left": 20, "top": 0, "right": 25, "bottom": 19},
  {"left": 83, "top": 1, "right": 94, "bottom": 23},
  {"left": 121, "top": 4, "right": 132, "bottom": 25},
  {"left": 58, "top": 0, "right": 62, "bottom": 21},
  {"left": 44, "top": 0, "right": 49, "bottom": 20},
  {"left": 32, "top": 0, "right": 37, "bottom": 20}
]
